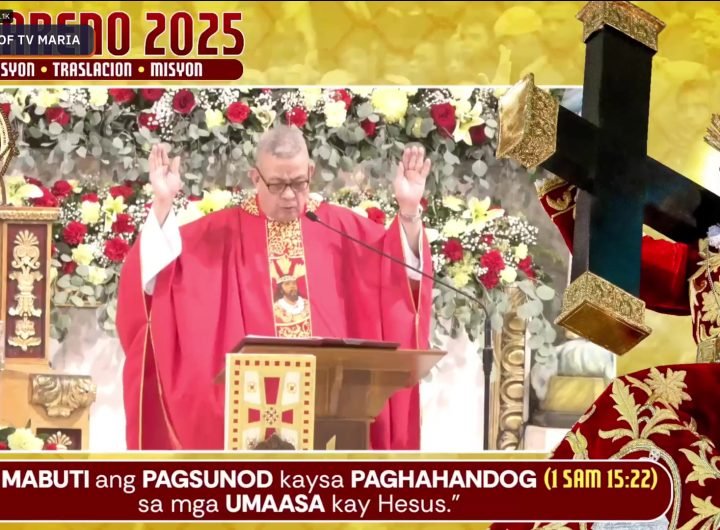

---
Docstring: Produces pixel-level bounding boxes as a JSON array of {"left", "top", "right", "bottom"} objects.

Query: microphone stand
[{"left": 306, "top": 211, "right": 496, "bottom": 450}]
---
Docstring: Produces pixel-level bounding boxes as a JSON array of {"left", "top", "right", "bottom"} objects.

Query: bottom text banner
[{"left": 0, "top": 459, "right": 671, "bottom": 522}]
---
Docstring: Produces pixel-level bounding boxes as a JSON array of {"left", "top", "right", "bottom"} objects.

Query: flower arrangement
[
  {"left": 332, "top": 189, "right": 558, "bottom": 354},
  {"left": 0, "top": 422, "right": 69, "bottom": 451},
  {"left": 1, "top": 86, "right": 562, "bottom": 356},
  {"left": 3, "top": 87, "right": 498, "bottom": 199}
]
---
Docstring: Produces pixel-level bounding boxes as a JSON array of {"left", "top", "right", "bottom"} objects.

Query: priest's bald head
[{"left": 249, "top": 125, "right": 315, "bottom": 223}]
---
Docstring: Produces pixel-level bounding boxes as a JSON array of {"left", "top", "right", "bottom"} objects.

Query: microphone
[{"left": 305, "top": 210, "right": 496, "bottom": 450}]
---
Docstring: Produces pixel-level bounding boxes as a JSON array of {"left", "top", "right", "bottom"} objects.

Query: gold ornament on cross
[{"left": 0, "top": 106, "right": 19, "bottom": 205}]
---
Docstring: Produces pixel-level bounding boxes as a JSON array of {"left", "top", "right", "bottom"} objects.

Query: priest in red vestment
[
  {"left": 116, "top": 125, "right": 435, "bottom": 451},
  {"left": 489, "top": 176, "right": 720, "bottom": 529}
]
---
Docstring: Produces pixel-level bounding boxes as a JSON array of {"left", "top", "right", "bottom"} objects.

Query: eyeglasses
[{"left": 255, "top": 167, "right": 310, "bottom": 195}]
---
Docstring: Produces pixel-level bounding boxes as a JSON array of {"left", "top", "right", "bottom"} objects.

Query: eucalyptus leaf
[
  {"left": 70, "top": 295, "right": 85, "bottom": 307},
  {"left": 76, "top": 265, "right": 89, "bottom": 277},
  {"left": 48, "top": 122, "right": 63, "bottom": 135},
  {"left": 80, "top": 285, "right": 95, "bottom": 296},
  {"left": 77, "top": 146, "right": 87, "bottom": 158},
  {"left": 472, "top": 160, "right": 488, "bottom": 177},
  {"left": 536, "top": 284, "right": 556, "bottom": 301}
]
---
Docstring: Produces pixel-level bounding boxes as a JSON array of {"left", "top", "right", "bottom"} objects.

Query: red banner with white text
[{"left": 0, "top": 459, "right": 671, "bottom": 523}]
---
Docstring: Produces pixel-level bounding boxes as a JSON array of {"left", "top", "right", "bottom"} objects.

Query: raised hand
[
  {"left": 149, "top": 143, "right": 181, "bottom": 222},
  {"left": 393, "top": 145, "right": 431, "bottom": 215}
]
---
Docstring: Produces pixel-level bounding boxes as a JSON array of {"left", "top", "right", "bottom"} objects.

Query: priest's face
[{"left": 251, "top": 152, "right": 313, "bottom": 223}]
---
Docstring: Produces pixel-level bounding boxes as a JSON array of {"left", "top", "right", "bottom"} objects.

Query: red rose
[
  {"left": 45, "top": 107, "right": 70, "bottom": 127},
  {"left": 138, "top": 112, "right": 159, "bottom": 132},
  {"left": 482, "top": 234, "right": 494, "bottom": 245},
  {"left": 430, "top": 103, "right": 456, "bottom": 137},
  {"left": 25, "top": 176, "right": 42, "bottom": 186},
  {"left": 470, "top": 124, "right": 487, "bottom": 145},
  {"left": 227, "top": 102, "right": 250, "bottom": 124},
  {"left": 518, "top": 256, "right": 535, "bottom": 279},
  {"left": 332, "top": 89, "right": 352, "bottom": 110},
  {"left": 44, "top": 443, "right": 58, "bottom": 450},
  {"left": 172, "top": 89, "right": 196, "bottom": 115},
  {"left": 108, "top": 88, "right": 135, "bottom": 105},
  {"left": 187, "top": 195, "right": 202, "bottom": 202},
  {"left": 51, "top": 180, "right": 73, "bottom": 199},
  {"left": 286, "top": 106, "right": 307, "bottom": 128},
  {"left": 52, "top": 243, "right": 58, "bottom": 257},
  {"left": 104, "top": 238, "right": 130, "bottom": 263},
  {"left": 109, "top": 185, "right": 134, "bottom": 200},
  {"left": 112, "top": 213, "right": 135, "bottom": 234},
  {"left": 0, "top": 442, "right": 8, "bottom": 450},
  {"left": 420, "top": 197, "right": 428, "bottom": 211},
  {"left": 140, "top": 88, "right": 164, "bottom": 102},
  {"left": 361, "top": 119, "right": 377, "bottom": 138},
  {"left": 81, "top": 192, "right": 99, "bottom": 203},
  {"left": 480, "top": 271, "right": 500, "bottom": 290},
  {"left": 442, "top": 238, "right": 464, "bottom": 262},
  {"left": 480, "top": 249, "right": 505, "bottom": 275},
  {"left": 366, "top": 207, "right": 386, "bottom": 225},
  {"left": 0, "top": 102, "right": 10, "bottom": 117},
  {"left": 62, "top": 261, "right": 77, "bottom": 275},
  {"left": 62, "top": 221, "right": 87, "bottom": 246},
  {"left": 32, "top": 188, "right": 58, "bottom": 207}
]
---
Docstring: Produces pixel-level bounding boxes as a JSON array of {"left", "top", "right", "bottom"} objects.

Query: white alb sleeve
[
  {"left": 140, "top": 209, "right": 182, "bottom": 294},
  {"left": 399, "top": 224, "right": 423, "bottom": 281}
]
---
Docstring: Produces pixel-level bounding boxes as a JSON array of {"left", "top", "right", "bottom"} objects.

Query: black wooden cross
[{"left": 498, "top": 1, "right": 720, "bottom": 354}]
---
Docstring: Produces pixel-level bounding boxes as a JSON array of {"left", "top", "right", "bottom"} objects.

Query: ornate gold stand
[
  {"left": 0, "top": 206, "right": 97, "bottom": 450},
  {"left": 488, "top": 287, "right": 530, "bottom": 450}
]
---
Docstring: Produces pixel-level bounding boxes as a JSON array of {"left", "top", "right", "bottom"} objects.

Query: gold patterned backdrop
[{"left": 1, "top": 2, "right": 719, "bottom": 529}]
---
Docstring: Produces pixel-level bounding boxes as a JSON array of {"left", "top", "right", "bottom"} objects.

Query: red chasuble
[{"left": 116, "top": 194, "right": 434, "bottom": 451}]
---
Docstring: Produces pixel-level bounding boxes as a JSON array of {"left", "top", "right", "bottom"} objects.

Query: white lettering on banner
[
  {"left": 1, "top": 469, "right": 90, "bottom": 489},
  {"left": 350, "top": 469, "right": 538, "bottom": 489},
  {"left": 279, "top": 471, "right": 345, "bottom": 493},
  {"left": 225, "top": 494, "right": 326, "bottom": 513},
  {"left": 142, "top": 469, "right": 273, "bottom": 489}
]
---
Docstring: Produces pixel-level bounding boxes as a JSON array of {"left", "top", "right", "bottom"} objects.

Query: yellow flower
[
  {"left": 500, "top": 267, "right": 518, "bottom": 284},
  {"left": 81, "top": 201, "right": 101, "bottom": 224},
  {"left": 452, "top": 101, "right": 485, "bottom": 145},
  {"left": 198, "top": 189, "right": 232, "bottom": 214},
  {"left": 88, "top": 88, "right": 108, "bottom": 107},
  {"left": 442, "top": 218, "right": 468, "bottom": 238},
  {"left": 253, "top": 107, "right": 276, "bottom": 130},
  {"left": 351, "top": 206, "right": 368, "bottom": 218},
  {"left": 87, "top": 266, "right": 107, "bottom": 285},
  {"left": 452, "top": 270, "right": 471, "bottom": 288},
  {"left": 515, "top": 243, "right": 528, "bottom": 260},
  {"left": 102, "top": 195, "right": 126, "bottom": 215},
  {"left": 301, "top": 88, "right": 322, "bottom": 109},
  {"left": 442, "top": 196, "right": 465, "bottom": 212},
  {"left": 72, "top": 244, "right": 94, "bottom": 266},
  {"left": 464, "top": 197, "right": 504, "bottom": 228},
  {"left": 36, "top": 89, "right": 60, "bottom": 108},
  {"left": 8, "top": 428, "right": 44, "bottom": 451},
  {"left": 177, "top": 202, "right": 205, "bottom": 226},
  {"left": 370, "top": 88, "right": 408, "bottom": 124},
  {"left": 324, "top": 100, "right": 347, "bottom": 128},
  {"left": 5, "top": 175, "right": 42, "bottom": 206},
  {"left": 205, "top": 109, "right": 225, "bottom": 129},
  {"left": 358, "top": 199, "right": 380, "bottom": 210},
  {"left": 67, "top": 179, "right": 81, "bottom": 192}
]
